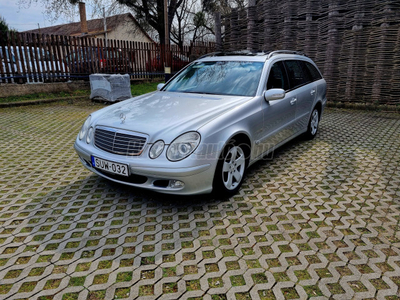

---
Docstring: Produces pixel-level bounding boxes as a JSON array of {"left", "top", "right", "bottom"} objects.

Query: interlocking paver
[{"left": 0, "top": 101, "right": 400, "bottom": 299}]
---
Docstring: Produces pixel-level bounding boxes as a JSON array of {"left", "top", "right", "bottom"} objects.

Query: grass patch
[
  {"left": 252, "top": 273, "right": 268, "bottom": 284},
  {"left": 230, "top": 275, "right": 246, "bottom": 286},
  {"left": 37, "top": 255, "right": 53, "bottom": 263},
  {"left": 258, "top": 289, "right": 276, "bottom": 300},
  {"left": 93, "top": 274, "right": 109, "bottom": 285},
  {"left": 163, "top": 267, "right": 177, "bottom": 277},
  {"left": 131, "top": 81, "right": 161, "bottom": 97},
  {"left": 281, "top": 287, "right": 299, "bottom": 299},
  {"left": 211, "top": 295, "right": 227, "bottom": 300},
  {"left": 0, "top": 284, "right": 12, "bottom": 294},
  {"left": 116, "top": 271, "right": 132, "bottom": 282},
  {"left": 139, "top": 285, "right": 154, "bottom": 296},
  {"left": 221, "top": 249, "right": 236, "bottom": 257},
  {"left": 4, "top": 269, "right": 22, "bottom": 279},
  {"left": 52, "top": 265, "right": 67, "bottom": 274},
  {"left": 208, "top": 277, "right": 224, "bottom": 288},
  {"left": 327, "top": 283, "right": 345, "bottom": 294},
  {"left": 115, "top": 287, "right": 130, "bottom": 298},
  {"left": 184, "top": 265, "right": 198, "bottom": 275},
  {"left": 246, "top": 259, "right": 261, "bottom": 268},
  {"left": 141, "top": 256, "right": 155, "bottom": 265},
  {"left": 205, "top": 263, "right": 219, "bottom": 273},
  {"left": 120, "top": 258, "right": 134, "bottom": 268},
  {"left": 28, "top": 267, "right": 45, "bottom": 277},
  {"left": 163, "top": 282, "right": 178, "bottom": 293},
  {"left": 0, "top": 89, "right": 90, "bottom": 103},
  {"left": 88, "top": 290, "right": 106, "bottom": 299},
  {"left": 182, "top": 252, "right": 195, "bottom": 261},
  {"left": 0, "top": 81, "right": 162, "bottom": 104},
  {"left": 303, "top": 285, "right": 323, "bottom": 298},
  {"left": 62, "top": 293, "right": 79, "bottom": 300},
  {"left": 273, "top": 272, "right": 290, "bottom": 282},
  {"left": 235, "top": 292, "right": 252, "bottom": 300},
  {"left": 18, "top": 281, "right": 37, "bottom": 293},
  {"left": 141, "top": 270, "right": 155, "bottom": 279},
  {"left": 186, "top": 279, "right": 201, "bottom": 291},
  {"left": 69, "top": 277, "right": 86, "bottom": 286},
  {"left": 226, "top": 261, "right": 240, "bottom": 270},
  {"left": 43, "top": 278, "right": 61, "bottom": 290},
  {"left": 75, "top": 263, "right": 91, "bottom": 272}
]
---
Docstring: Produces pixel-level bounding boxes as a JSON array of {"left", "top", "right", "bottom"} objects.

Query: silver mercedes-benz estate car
[{"left": 74, "top": 50, "right": 327, "bottom": 196}]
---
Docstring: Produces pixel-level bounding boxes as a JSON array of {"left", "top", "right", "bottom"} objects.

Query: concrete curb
[{"left": 326, "top": 101, "right": 400, "bottom": 113}]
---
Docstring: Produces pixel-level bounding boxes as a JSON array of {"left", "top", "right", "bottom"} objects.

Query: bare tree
[
  {"left": 202, "top": 0, "right": 247, "bottom": 15},
  {"left": 18, "top": 0, "right": 184, "bottom": 45},
  {"left": 17, "top": 0, "right": 127, "bottom": 23},
  {"left": 170, "top": 0, "right": 214, "bottom": 50},
  {"left": 18, "top": 0, "right": 245, "bottom": 46},
  {"left": 116, "top": 0, "right": 185, "bottom": 45}
]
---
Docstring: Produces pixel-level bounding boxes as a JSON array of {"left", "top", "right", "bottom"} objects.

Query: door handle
[
  {"left": 310, "top": 89, "right": 316, "bottom": 95},
  {"left": 290, "top": 98, "right": 297, "bottom": 105}
]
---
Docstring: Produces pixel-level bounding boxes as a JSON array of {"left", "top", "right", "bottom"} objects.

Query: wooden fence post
[{"left": 247, "top": 0, "right": 256, "bottom": 51}]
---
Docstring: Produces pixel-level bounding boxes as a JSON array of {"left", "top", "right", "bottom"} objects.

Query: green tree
[{"left": 0, "top": 16, "right": 17, "bottom": 44}]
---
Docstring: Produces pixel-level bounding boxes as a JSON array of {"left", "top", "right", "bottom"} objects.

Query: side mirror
[
  {"left": 264, "top": 88, "right": 285, "bottom": 102},
  {"left": 157, "top": 83, "right": 165, "bottom": 91}
]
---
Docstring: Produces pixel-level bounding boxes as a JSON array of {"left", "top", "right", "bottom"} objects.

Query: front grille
[{"left": 94, "top": 127, "right": 147, "bottom": 156}]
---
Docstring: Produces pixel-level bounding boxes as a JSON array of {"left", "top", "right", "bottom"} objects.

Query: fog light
[{"left": 169, "top": 180, "right": 185, "bottom": 189}]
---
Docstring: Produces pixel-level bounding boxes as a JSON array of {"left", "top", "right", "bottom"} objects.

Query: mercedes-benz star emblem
[{"left": 120, "top": 113, "right": 126, "bottom": 124}]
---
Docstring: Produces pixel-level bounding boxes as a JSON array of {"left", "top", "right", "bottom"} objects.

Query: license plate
[{"left": 91, "top": 156, "right": 129, "bottom": 177}]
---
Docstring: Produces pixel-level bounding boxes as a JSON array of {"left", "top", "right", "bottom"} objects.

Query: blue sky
[
  {"left": 0, "top": 1, "right": 107, "bottom": 32},
  {"left": 1, "top": 1, "right": 61, "bottom": 31}
]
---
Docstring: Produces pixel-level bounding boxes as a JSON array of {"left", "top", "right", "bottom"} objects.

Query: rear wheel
[
  {"left": 213, "top": 141, "right": 248, "bottom": 197},
  {"left": 305, "top": 108, "right": 319, "bottom": 139}
]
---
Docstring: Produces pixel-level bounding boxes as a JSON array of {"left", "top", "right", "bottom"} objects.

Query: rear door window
[
  {"left": 284, "top": 60, "right": 311, "bottom": 89},
  {"left": 304, "top": 61, "right": 323, "bottom": 81}
]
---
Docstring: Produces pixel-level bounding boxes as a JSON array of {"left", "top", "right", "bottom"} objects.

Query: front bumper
[{"left": 74, "top": 140, "right": 215, "bottom": 195}]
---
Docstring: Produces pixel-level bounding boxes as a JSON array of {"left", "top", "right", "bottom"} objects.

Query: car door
[
  {"left": 256, "top": 61, "right": 297, "bottom": 157},
  {"left": 284, "top": 60, "right": 317, "bottom": 132}
]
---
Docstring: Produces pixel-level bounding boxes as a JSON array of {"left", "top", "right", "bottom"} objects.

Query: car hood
[{"left": 92, "top": 91, "right": 250, "bottom": 143}]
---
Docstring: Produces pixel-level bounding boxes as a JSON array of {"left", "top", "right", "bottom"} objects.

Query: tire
[
  {"left": 305, "top": 107, "right": 319, "bottom": 139},
  {"left": 213, "top": 140, "right": 249, "bottom": 197}
]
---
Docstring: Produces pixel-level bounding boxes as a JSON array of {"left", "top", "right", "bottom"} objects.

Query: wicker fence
[
  {"left": 221, "top": 0, "right": 400, "bottom": 105},
  {"left": 0, "top": 32, "right": 215, "bottom": 84}
]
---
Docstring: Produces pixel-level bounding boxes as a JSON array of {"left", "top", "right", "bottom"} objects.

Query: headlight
[
  {"left": 149, "top": 140, "right": 165, "bottom": 159},
  {"left": 167, "top": 132, "right": 201, "bottom": 161},
  {"left": 79, "top": 116, "right": 91, "bottom": 140},
  {"left": 86, "top": 127, "right": 94, "bottom": 144}
]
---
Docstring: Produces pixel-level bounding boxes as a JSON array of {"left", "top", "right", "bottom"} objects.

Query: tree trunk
[{"left": 214, "top": 12, "right": 222, "bottom": 51}]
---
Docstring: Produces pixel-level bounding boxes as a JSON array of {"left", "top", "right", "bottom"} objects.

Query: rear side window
[
  {"left": 284, "top": 60, "right": 311, "bottom": 89},
  {"left": 304, "top": 61, "right": 323, "bottom": 81}
]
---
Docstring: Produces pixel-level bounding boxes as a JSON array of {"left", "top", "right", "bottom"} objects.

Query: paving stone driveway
[{"left": 0, "top": 101, "right": 400, "bottom": 300}]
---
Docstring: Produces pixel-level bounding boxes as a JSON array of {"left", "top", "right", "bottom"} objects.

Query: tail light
[{"left": 100, "top": 59, "right": 106, "bottom": 68}]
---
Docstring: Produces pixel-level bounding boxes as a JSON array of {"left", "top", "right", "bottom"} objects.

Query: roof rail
[
  {"left": 199, "top": 50, "right": 267, "bottom": 59},
  {"left": 267, "top": 50, "right": 305, "bottom": 59},
  {"left": 198, "top": 52, "right": 224, "bottom": 59}
]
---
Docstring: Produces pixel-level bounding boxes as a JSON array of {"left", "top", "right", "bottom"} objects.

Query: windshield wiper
[{"left": 183, "top": 91, "right": 217, "bottom": 95}]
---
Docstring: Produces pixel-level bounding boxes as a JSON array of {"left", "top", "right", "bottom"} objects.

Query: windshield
[{"left": 164, "top": 61, "right": 264, "bottom": 96}]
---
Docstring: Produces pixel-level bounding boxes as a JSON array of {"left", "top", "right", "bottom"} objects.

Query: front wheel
[
  {"left": 213, "top": 141, "right": 248, "bottom": 197},
  {"left": 305, "top": 108, "right": 319, "bottom": 139}
]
